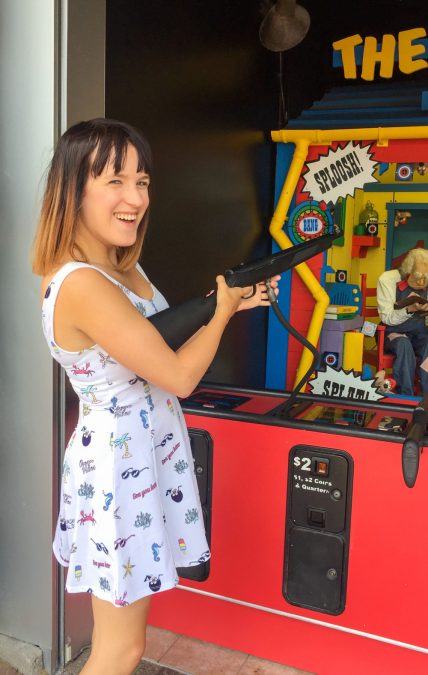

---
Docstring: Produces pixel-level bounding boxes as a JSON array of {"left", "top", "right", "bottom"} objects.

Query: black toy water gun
[
  {"left": 401, "top": 393, "right": 428, "bottom": 487},
  {"left": 148, "top": 231, "right": 341, "bottom": 350}
]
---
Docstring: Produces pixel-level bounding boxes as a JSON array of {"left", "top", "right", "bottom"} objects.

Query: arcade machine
[
  {"left": 147, "top": 236, "right": 428, "bottom": 675},
  {"left": 147, "top": 22, "right": 428, "bottom": 672}
]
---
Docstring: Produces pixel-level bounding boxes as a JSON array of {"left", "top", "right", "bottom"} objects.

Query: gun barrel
[
  {"left": 149, "top": 231, "right": 340, "bottom": 350},
  {"left": 224, "top": 231, "right": 339, "bottom": 288}
]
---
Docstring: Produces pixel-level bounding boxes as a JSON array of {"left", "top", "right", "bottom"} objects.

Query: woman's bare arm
[{"left": 54, "top": 268, "right": 246, "bottom": 398}]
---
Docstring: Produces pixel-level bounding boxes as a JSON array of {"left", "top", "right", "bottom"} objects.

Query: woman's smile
[
  {"left": 114, "top": 211, "right": 140, "bottom": 228},
  {"left": 114, "top": 212, "right": 138, "bottom": 222}
]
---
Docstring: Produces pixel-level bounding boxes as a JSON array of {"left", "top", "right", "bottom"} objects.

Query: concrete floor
[
  {"left": 0, "top": 626, "right": 313, "bottom": 675},
  {"left": 57, "top": 625, "right": 313, "bottom": 675},
  {"left": 57, "top": 648, "right": 185, "bottom": 675}
]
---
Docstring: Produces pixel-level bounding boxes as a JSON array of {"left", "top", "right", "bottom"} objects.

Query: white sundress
[{"left": 42, "top": 261, "right": 210, "bottom": 607}]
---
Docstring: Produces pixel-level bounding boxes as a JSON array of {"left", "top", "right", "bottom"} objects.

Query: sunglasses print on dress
[
  {"left": 121, "top": 466, "right": 149, "bottom": 479},
  {"left": 114, "top": 534, "right": 136, "bottom": 550},
  {"left": 155, "top": 433, "right": 173, "bottom": 449},
  {"left": 91, "top": 538, "right": 109, "bottom": 554}
]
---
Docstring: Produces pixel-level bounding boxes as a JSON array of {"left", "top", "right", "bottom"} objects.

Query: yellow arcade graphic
[{"left": 269, "top": 125, "right": 428, "bottom": 389}]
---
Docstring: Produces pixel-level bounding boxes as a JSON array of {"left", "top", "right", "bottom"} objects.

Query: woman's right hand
[{"left": 214, "top": 275, "right": 252, "bottom": 321}]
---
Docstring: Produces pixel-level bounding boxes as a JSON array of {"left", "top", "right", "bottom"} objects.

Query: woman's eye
[
  {"left": 137, "top": 180, "right": 150, "bottom": 188},
  {"left": 109, "top": 179, "right": 122, "bottom": 185}
]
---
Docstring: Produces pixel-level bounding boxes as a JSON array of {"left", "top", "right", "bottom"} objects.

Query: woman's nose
[{"left": 123, "top": 185, "right": 147, "bottom": 206}]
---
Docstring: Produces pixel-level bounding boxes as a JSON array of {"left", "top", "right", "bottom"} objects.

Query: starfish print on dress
[
  {"left": 98, "top": 352, "right": 117, "bottom": 369},
  {"left": 123, "top": 557, "right": 135, "bottom": 578}
]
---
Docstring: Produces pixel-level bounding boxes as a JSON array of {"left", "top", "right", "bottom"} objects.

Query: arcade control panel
[{"left": 181, "top": 385, "right": 414, "bottom": 435}]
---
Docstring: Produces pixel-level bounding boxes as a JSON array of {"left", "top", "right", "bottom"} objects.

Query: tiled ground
[
  {"left": 57, "top": 646, "right": 183, "bottom": 674},
  {"left": 57, "top": 625, "right": 314, "bottom": 675},
  {"left": 143, "top": 626, "right": 313, "bottom": 675},
  {"left": 0, "top": 627, "right": 314, "bottom": 674}
]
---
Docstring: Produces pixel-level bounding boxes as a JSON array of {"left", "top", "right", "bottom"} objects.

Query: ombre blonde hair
[{"left": 32, "top": 118, "right": 153, "bottom": 275}]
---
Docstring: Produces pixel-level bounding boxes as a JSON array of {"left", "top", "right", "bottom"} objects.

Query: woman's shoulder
[
  {"left": 41, "top": 261, "right": 76, "bottom": 303},
  {"left": 41, "top": 261, "right": 114, "bottom": 304}
]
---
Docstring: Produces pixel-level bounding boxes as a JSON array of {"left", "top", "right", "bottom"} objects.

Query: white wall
[
  {"left": 0, "top": 1, "right": 106, "bottom": 670},
  {"left": 0, "top": 0, "right": 57, "bottom": 659}
]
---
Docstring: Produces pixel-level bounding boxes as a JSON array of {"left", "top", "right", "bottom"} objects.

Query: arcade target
[
  {"left": 287, "top": 201, "right": 333, "bottom": 245},
  {"left": 395, "top": 163, "right": 414, "bottom": 181},
  {"left": 335, "top": 270, "right": 347, "bottom": 284},
  {"left": 322, "top": 351, "right": 339, "bottom": 368},
  {"left": 365, "top": 221, "right": 378, "bottom": 235}
]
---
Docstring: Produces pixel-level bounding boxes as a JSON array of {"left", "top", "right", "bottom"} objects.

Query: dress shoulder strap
[
  {"left": 42, "top": 261, "right": 114, "bottom": 305},
  {"left": 135, "top": 262, "right": 150, "bottom": 282},
  {"left": 42, "top": 262, "right": 118, "bottom": 345}
]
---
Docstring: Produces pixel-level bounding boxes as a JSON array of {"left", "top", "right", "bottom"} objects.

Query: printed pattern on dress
[{"left": 42, "top": 262, "right": 210, "bottom": 606}]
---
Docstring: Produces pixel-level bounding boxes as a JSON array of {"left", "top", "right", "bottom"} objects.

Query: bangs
[{"left": 89, "top": 123, "right": 152, "bottom": 177}]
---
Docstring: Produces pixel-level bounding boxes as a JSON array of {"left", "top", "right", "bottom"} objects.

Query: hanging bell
[{"left": 356, "top": 201, "right": 379, "bottom": 235}]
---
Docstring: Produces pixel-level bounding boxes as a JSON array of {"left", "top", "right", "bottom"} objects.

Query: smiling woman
[
  {"left": 31, "top": 118, "right": 278, "bottom": 675},
  {"left": 75, "top": 145, "right": 150, "bottom": 256}
]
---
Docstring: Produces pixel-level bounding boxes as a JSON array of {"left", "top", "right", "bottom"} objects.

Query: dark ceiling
[{"left": 107, "top": 0, "right": 428, "bottom": 128}]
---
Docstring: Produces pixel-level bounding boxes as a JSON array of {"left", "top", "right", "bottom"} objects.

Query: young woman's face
[{"left": 77, "top": 143, "right": 150, "bottom": 250}]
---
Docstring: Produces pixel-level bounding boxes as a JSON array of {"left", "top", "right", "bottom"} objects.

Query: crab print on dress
[{"left": 43, "top": 262, "right": 209, "bottom": 606}]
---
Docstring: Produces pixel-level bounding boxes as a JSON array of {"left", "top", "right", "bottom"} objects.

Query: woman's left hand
[{"left": 237, "top": 275, "right": 281, "bottom": 311}]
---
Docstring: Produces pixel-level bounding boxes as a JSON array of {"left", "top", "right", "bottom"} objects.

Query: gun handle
[
  {"left": 148, "top": 293, "right": 217, "bottom": 350},
  {"left": 402, "top": 438, "right": 421, "bottom": 488}
]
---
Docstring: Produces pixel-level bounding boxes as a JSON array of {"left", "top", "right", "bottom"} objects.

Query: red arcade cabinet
[{"left": 149, "top": 385, "right": 428, "bottom": 675}]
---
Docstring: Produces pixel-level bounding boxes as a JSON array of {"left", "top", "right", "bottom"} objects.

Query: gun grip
[
  {"left": 402, "top": 438, "right": 420, "bottom": 488},
  {"left": 148, "top": 293, "right": 217, "bottom": 350}
]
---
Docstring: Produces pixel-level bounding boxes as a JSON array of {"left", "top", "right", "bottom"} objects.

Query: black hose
[{"left": 266, "top": 281, "right": 320, "bottom": 416}]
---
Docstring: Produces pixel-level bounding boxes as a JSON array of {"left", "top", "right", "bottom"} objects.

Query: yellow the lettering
[
  {"left": 333, "top": 27, "right": 428, "bottom": 80},
  {"left": 398, "top": 27, "right": 428, "bottom": 74},
  {"left": 361, "top": 34, "right": 396, "bottom": 80},
  {"left": 332, "top": 34, "right": 363, "bottom": 79}
]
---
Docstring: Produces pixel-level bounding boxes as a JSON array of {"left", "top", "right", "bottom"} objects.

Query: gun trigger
[{"left": 241, "top": 285, "right": 256, "bottom": 299}]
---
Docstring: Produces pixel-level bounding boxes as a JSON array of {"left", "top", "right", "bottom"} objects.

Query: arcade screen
[
  {"left": 182, "top": 391, "right": 250, "bottom": 410},
  {"left": 299, "top": 405, "right": 375, "bottom": 428}
]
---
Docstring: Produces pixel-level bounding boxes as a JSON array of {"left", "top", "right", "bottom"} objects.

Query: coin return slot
[{"left": 308, "top": 508, "right": 326, "bottom": 528}]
